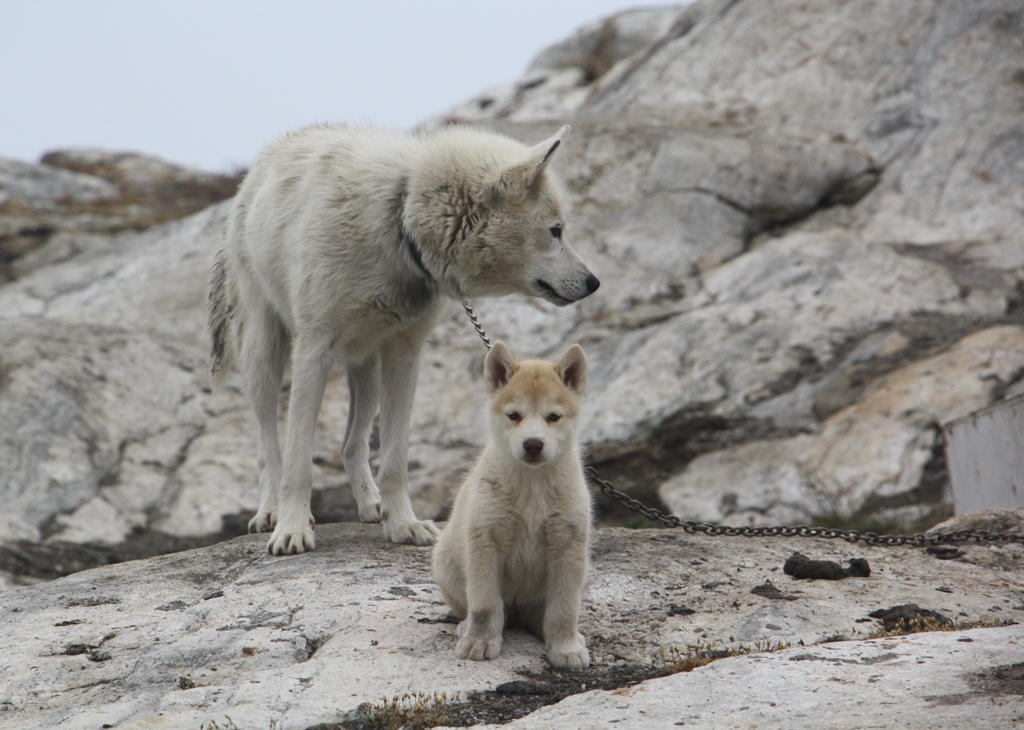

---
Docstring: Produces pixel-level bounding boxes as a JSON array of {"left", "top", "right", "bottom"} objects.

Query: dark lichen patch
[
  {"left": 868, "top": 604, "right": 952, "bottom": 633},
  {"left": 865, "top": 606, "right": 1012, "bottom": 638},
  {"left": 330, "top": 664, "right": 671, "bottom": 729},
  {"left": 926, "top": 661, "right": 1024, "bottom": 706}
]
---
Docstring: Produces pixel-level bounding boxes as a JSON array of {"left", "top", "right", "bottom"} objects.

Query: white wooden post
[{"left": 943, "top": 394, "right": 1024, "bottom": 514}]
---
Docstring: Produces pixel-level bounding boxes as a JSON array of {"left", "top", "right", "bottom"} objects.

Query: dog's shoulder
[{"left": 249, "top": 124, "right": 421, "bottom": 182}]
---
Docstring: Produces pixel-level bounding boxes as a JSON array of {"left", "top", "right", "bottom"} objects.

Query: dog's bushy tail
[{"left": 207, "top": 249, "right": 234, "bottom": 387}]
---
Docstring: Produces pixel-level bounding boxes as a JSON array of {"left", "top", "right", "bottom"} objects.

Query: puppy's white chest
[{"left": 499, "top": 519, "right": 550, "bottom": 600}]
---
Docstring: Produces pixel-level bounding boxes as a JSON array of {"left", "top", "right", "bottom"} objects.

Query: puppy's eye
[
  {"left": 507, "top": 411, "right": 521, "bottom": 422},
  {"left": 549, "top": 224, "right": 562, "bottom": 240},
  {"left": 547, "top": 413, "right": 561, "bottom": 423}
]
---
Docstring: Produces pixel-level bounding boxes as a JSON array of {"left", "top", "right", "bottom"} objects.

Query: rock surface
[
  {"left": 1, "top": 523, "right": 1021, "bottom": 729},
  {"left": 0, "top": 149, "right": 240, "bottom": 280},
  {"left": 2, "top": 0, "right": 1024, "bottom": 582},
  {"left": 932, "top": 507, "right": 1024, "bottom": 535},
  {"left": 458, "top": 624, "right": 1024, "bottom": 730}
]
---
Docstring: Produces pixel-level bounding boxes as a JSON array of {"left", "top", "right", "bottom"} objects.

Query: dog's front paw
[
  {"left": 351, "top": 482, "right": 382, "bottom": 523},
  {"left": 357, "top": 500, "right": 382, "bottom": 523},
  {"left": 456, "top": 635, "right": 502, "bottom": 661},
  {"left": 248, "top": 510, "right": 277, "bottom": 533},
  {"left": 382, "top": 518, "right": 440, "bottom": 546},
  {"left": 267, "top": 517, "right": 316, "bottom": 555},
  {"left": 546, "top": 637, "right": 590, "bottom": 669}
]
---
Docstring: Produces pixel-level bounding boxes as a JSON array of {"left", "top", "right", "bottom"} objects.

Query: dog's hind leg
[
  {"left": 376, "top": 330, "right": 441, "bottom": 545},
  {"left": 342, "top": 352, "right": 383, "bottom": 523},
  {"left": 267, "top": 332, "right": 332, "bottom": 555},
  {"left": 242, "top": 307, "right": 289, "bottom": 535}
]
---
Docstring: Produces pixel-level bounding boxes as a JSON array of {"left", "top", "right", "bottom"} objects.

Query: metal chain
[
  {"left": 461, "top": 301, "right": 492, "bottom": 351},
  {"left": 461, "top": 300, "right": 1024, "bottom": 547},
  {"left": 585, "top": 466, "right": 1024, "bottom": 546}
]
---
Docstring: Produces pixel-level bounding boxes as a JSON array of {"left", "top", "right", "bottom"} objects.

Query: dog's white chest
[{"left": 498, "top": 517, "right": 549, "bottom": 601}]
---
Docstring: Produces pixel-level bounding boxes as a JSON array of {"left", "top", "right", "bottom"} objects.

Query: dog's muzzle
[{"left": 534, "top": 274, "right": 600, "bottom": 305}]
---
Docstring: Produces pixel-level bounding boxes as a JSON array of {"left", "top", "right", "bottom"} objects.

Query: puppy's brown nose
[{"left": 523, "top": 439, "right": 544, "bottom": 459}]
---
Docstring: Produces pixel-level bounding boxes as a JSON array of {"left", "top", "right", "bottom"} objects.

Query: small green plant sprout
[{"left": 356, "top": 691, "right": 457, "bottom": 730}]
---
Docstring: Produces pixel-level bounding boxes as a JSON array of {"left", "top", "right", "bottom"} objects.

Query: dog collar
[{"left": 403, "top": 228, "right": 434, "bottom": 283}]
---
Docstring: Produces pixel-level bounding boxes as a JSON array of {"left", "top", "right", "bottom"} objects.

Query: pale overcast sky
[{"left": 2, "top": 1, "right": 675, "bottom": 172}]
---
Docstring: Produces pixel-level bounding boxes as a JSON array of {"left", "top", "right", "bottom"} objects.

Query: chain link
[{"left": 461, "top": 301, "right": 1024, "bottom": 547}]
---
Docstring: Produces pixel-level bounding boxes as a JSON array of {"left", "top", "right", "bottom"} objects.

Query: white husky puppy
[
  {"left": 208, "top": 124, "right": 599, "bottom": 555},
  {"left": 432, "top": 341, "right": 592, "bottom": 669}
]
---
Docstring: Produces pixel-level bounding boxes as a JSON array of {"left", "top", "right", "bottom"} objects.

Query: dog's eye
[
  {"left": 547, "top": 413, "right": 561, "bottom": 423},
  {"left": 507, "top": 411, "right": 521, "bottom": 422},
  {"left": 549, "top": 224, "right": 562, "bottom": 240}
]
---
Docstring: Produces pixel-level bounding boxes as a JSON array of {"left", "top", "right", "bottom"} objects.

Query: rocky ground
[{"left": 1, "top": 523, "right": 1021, "bottom": 729}]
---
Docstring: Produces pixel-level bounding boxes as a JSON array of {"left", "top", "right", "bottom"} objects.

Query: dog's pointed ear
[
  {"left": 494, "top": 125, "right": 570, "bottom": 197},
  {"left": 485, "top": 342, "right": 518, "bottom": 393},
  {"left": 523, "top": 125, "right": 569, "bottom": 186},
  {"left": 555, "top": 344, "right": 587, "bottom": 394}
]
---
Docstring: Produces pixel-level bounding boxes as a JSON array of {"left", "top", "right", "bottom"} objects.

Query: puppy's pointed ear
[
  {"left": 555, "top": 344, "right": 587, "bottom": 394},
  {"left": 485, "top": 342, "right": 518, "bottom": 394},
  {"left": 494, "top": 125, "right": 570, "bottom": 197}
]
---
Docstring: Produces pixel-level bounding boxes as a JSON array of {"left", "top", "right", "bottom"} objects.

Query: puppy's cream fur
[{"left": 432, "top": 342, "right": 591, "bottom": 669}]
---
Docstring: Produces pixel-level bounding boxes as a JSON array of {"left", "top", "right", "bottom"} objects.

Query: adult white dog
[{"left": 208, "top": 123, "right": 599, "bottom": 554}]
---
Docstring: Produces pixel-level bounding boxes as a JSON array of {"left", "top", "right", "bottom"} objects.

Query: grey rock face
[
  {"left": 526, "top": 7, "right": 681, "bottom": 78},
  {"left": 444, "top": 7, "right": 686, "bottom": 124},
  {"left": 0, "top": 157, "right": 118, "bottom": 208},
  {"left": 0, "top": 150, "right": 240, "bottom": 280},
  {"left": 40, "top": 148, "right": 238, "bottom": 200}
]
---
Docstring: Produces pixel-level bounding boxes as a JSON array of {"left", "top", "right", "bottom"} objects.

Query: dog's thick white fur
[
  {"left": 208, "top": 124, "right": 599, "bottom": 554},
  {"left": 432, "top": 342, "right": 592, "bottom": 669}
]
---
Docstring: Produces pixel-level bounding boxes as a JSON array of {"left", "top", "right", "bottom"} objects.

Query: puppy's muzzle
[{"left": 523, "top": 439, "right": 545, "bottom": 462}]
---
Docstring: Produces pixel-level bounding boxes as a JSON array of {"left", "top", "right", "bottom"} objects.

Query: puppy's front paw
[
  {"left": 546, "top": 637, "right": 590, "bottom": 669},
  {"left": 383, "top": 518, "right": 440, "bottom": 546},
  {"left": 456, "top": 635, "right": 503, "bottom": 661},
  {"left": 267, "top": 516, "right": 316, "bottom": 555},
  {"left": 248, "top": 510, "right": 276, "bottom": 533}
]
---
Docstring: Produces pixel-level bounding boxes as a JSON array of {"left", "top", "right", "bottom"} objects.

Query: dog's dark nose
[
  {"left": 523, "top": 439, "right": 544, "bottom": 459},
  {"left": 584, "top": 273, "right": 600, "bottom": 295}
]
